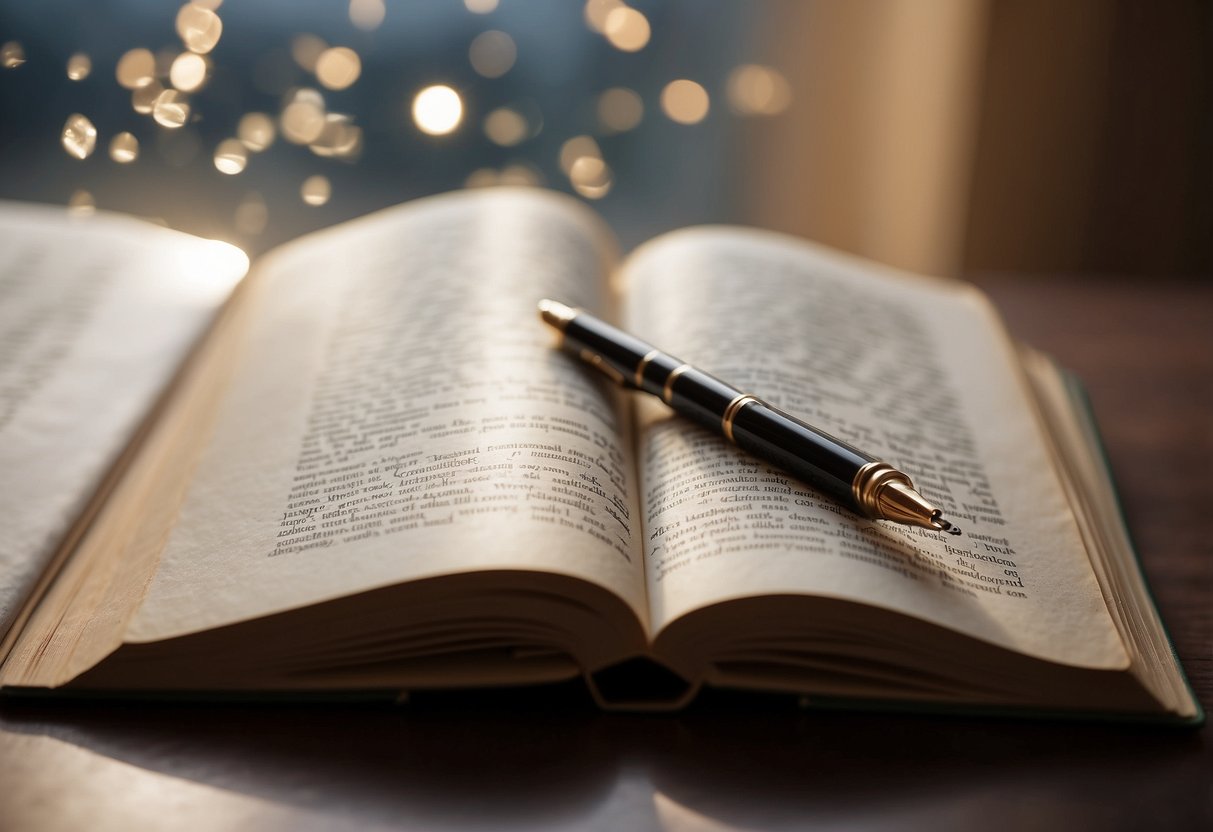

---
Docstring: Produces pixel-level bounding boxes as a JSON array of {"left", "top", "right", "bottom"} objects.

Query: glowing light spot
[
  {"left": 153, "top": 89, "right": 191, "bottom": 128},
  {"left": 559, "top": 135, "right": 601, "bottom": 175},
  {"left": 500, "top": 163, "right": 543, "bottom": 187},
  {"left": 116, "top": 48, "right": 156, "bottom": 89},
  {"left": 604, "top": 7, "right": 650, "bottom": 52},
  {"left": 726, "top": 64, "right": 792, "bottom": 116},
  {"left": 465, "top": 0, "right": 499, "bottom": 12},
  {"left": 465, "top": 168, "right": 498, "bottom": 188},
  {"left": 315, "top": 47, "right": 361, "bottom": 90},
  {"left": 213, "top": 138, "right": 248, "bottom": 174},
  {"left": 281, "top": 91, "right": 326, "bottom": 144},
  {"left": 109, "top": 132, "right": 139, "bottom": 163},
  {"left": 310, "top": 114, "right": 363, "bottom": 159},
  {"left": 237, "top": 112, "right": 276, "bottom": 151},
  {"left": 131, "top": 81, "right": 164, "bottom": 114},
  {"left": 1, "top": 41, "right": 25, "bottom": 69},
  {"left": 301, "top": 175, "right": 331, "bottom": 206},
  {"left": 661, "top": 79, "right": 710, "bottom": 124},
  {"left": 349, "top": 0, "right": 385, "bottom": 30},
  {"left": 67, "top": 189, "right": 95, "bottom": 216},
  {"left": 584, "top": 0, "right": 623, "bottom": 34},
  {"left": 468, "top": 30, "right": 516, "bottom": 78},
  {"left": 235, "top": 192, "right": 268, "bottom": 235},
  {"left": 176, "top": 4, "right": 223, "bottom": 54},
  {"left": 596, "top": 87, "right": 643, "bottom": 133},
  {"left": 291, "top": 34, "right": 327, "bottom": 72},
  {"left": 61, "top": 114, "right": 97, "bottom": 160},
  {"left": 412, "top": 85, "right": 463, "bottom": 136},
  {"left": 569, "top": 156, "right": 612, "bottom": 199},
  {"left": 484, "top": 107, "right": 527, "bottom": 147},
  {"left": 169, "top": 52, "right": 208, "bottom": 92},
  {"left": 66, "top": 53, "right": 92, "bottom": 81},
  {"left": 195, "top": 0, "right": 223, "bottom": 9}
]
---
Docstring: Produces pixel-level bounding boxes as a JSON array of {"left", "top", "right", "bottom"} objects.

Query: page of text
[
  {"left": 624, "top": 229, "right": 1125, "bottom": 669},
  {"left": 129, "top": 189, "right": 647, "bottom": 642},
  {"left": 0, "top": 204, "right": 246, "bottom": 646}
]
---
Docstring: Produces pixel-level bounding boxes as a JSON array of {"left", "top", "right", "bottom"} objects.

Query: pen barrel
[
  {"left": 728, "top": 403, "right": 877, "bottom": 508},
  {"left": 560, "top": 314, "right": 656, "bottom": 386}
]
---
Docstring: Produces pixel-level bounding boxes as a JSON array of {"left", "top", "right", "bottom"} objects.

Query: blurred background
[{"left": 0, "top": 0, "right": 1209, "bottom": 277}]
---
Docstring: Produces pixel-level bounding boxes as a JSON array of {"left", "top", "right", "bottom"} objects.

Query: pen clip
[{"left": 578, "top": 349, "right": 627, "bottom": 387}]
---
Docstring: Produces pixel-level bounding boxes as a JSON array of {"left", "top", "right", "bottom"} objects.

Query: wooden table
[{"left": 1, "top": 275, "right": 1209, "bottom": 831}]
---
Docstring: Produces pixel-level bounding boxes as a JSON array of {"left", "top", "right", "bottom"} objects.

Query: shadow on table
[{"left": 0, "top": 684, "right": 1205, "bottom": 829}]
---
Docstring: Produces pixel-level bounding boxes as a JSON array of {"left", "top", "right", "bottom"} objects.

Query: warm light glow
[
  {"left": 116, "top": 48, "right": 156, "bottom": 89},
  {"left": 213, "top": 138, "right": 248, "bottom": 174},
  {"left": 153, "top": 90, "right": 191, "bottom": 128},
  {"left": 301, "top": 175, "right": 332, "bottom": 206},
  {"left": 349, "top": 0, "right": 386, "bottom": 31},
  {"left": 465, "top": 168, "right": 498, "bottom": 188},
  {"left": 569, "top": 156, "right": 612, "bottom": 199},
  {"left": 484, "top": 107, "right": 527, "bottom": 146},
  {"left": 500, "top": 163, "right": 543, "bottom": 187},
  {"left": 195, "top": 0, "right": 223, "bottom": 10},
  {"left": 237, "top": 112, "right": 275, "bottom": 151},
  {"left": 468, "top": 31, "right": 516, "bottom": 78},
  {"left": 109, "top": 132, "right": 139, "bottom": 163},
  {"left": 291, "top": 35, "right": 327, "bottom": 72},
  {"left": 412, "top": 85, "right": 463, "bottom": 136},
  {"left": 1, "top": 41, "right": 25, "bottom": 69},
  {"left": 172, "top": 239, "right": 250, "bottom": 303},
  {"left": 316, "top": 47, "right": 361, "bottom": 90},
  {"left": 597, "top": 87, "right": 643, "bottom": 133},
  {"left": 559, "top": 135, "right": 601, "bottom": 175},
  {"left": 726, "top": 64, "right": 792, "bottom": 116},
  {"left": 604, "top": 7, "right": 650, "bottom": 52},
  {"left": 61, "top": 114, "right": 97, "bottom": 160},
  {"left": 310, "top": 114, "right": 363, "bottom": 159},
  {"left": 131, "top": 81, "right": 164, "bottom": 114},
  {"left": 281, "top": 91, "right": 326, "bottom": 144},
  {"left": 176, "top": 3, "right": 223, "bottom": 54},
  {"left": 464, "top": 0, "right": 499, "bottom": 13},
  {"left": 661, "top": 79, "right": 710, "bottom": 124},
  {"left": 67, "top": 189, "right": 95, "bottom": 216},
  {"left": 66, "top": 53, "right": 92, "bottom": 81},
  {"left": 584, "top": 0, "right": 623, "bottom": 34},
  {"left": 170, "top": 52, "right": 208, "bottom": 92},
  {"left": 234, "top": 191, "right": 268, "bottom": 235}
]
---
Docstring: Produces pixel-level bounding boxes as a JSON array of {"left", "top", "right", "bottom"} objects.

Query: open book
[{"left": 0, "top": 190, "right": 1200, "bottom": 722}]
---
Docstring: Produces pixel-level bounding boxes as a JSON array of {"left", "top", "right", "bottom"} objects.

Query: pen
[{"left": 538, "top": 299, "right": 961, "bottom": 536}]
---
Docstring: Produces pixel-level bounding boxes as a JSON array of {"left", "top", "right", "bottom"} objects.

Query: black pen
[{"left": 538, "top": 299, "right": 961, "bottom": 536}]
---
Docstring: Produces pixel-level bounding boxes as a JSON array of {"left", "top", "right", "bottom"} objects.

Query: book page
[
  {"left": 0, "top": 203, "right": 246, "bottom": 647},
  {"left": 624, "top": 228, "right": 1126, "bottom": 669},
  {"left": 127, "top": 189, "right": 646, "bottom": 643}
]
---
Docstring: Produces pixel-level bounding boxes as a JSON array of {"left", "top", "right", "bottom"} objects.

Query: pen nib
[{"left": 932, "top": 517, "right": 963, "bottom": 536}]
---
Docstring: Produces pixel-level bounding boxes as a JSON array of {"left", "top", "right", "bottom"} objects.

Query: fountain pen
[{"left": 538, "top": 299, "right": 961, "bottom": 535}]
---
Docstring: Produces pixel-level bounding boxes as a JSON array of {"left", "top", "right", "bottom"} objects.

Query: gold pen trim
[
  {"left": 663, "top": 364, "right": 691, "bottom": 404},
  {"left": 721, "top": 394, "right": 762, "bottom": 443},
  {"left": 634, "top": 349, "right": 661, "bottom": 388}
]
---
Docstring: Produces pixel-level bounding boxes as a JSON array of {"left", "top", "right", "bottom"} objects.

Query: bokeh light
[
  {"left": 177, "top": 4, "right": 223, "bottom": 54},
  {"left": 484, "top": 107, "right": 528, "bottom": 146},
  {"left": 596, "top": 87, "right": 643, "bottom": 133},
  {"left": 237, "top": 112, "right": 276, "bottom": 152},
  {"left": 464, "top": 0, "right": 499, "bottom": 13},
  {"left": 1, "top": 42, "right": 25, "bottom": 69},
  {"left": 661, "top": 79, "right": 710, "bottom": 124},
  {"left": 61, "top": 114, "right": 97, "bottom": 160},
  {"left": 67, "top": 189, "right": 95, "bottom": 215},
  {"left": 170, "top": 52, "right": 209, "bottom": 92},
  {"left": 213, "top": 138, "right": 248, "bottom": 174},
  {"left": 726, "top": 64, "right": 792, "bottom": 116},
  {"left": 153, "top": 89, "right": 191, "bottom": 128},
  {"left": 109, "top": 132, "right": 139, "bottom": 164},
  {"left": 316, "top": 47, "right": 361, "bottom": 91},
  {"left": 604, "top": 7, "right": 650, "bottom": 52},
  {"left": 412, "top": 85, "right": 463, "bottom": 136},
  {"left": 349, "top": 0, "right": 386, "bottom": 31},
  {"left": 469, "top": 31, "right": 516, "bottom": 78},
  {"left": 301, "top": 174, "right": 332, "bottom": 206},
  {"left": 116, "top": 48, "right": 155, "bottom": 89},
  {"left": 66, "top": 53, "right": 92, "bottom": 81}
]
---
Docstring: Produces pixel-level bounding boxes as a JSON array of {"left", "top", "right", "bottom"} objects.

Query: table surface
[{"left": 1, "top": 275, "right": 1210, "bottom": 832}]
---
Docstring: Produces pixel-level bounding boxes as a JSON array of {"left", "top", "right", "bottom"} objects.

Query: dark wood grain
[{"left": 1, "top": 276, "right": 1210, "bottom": 831}]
